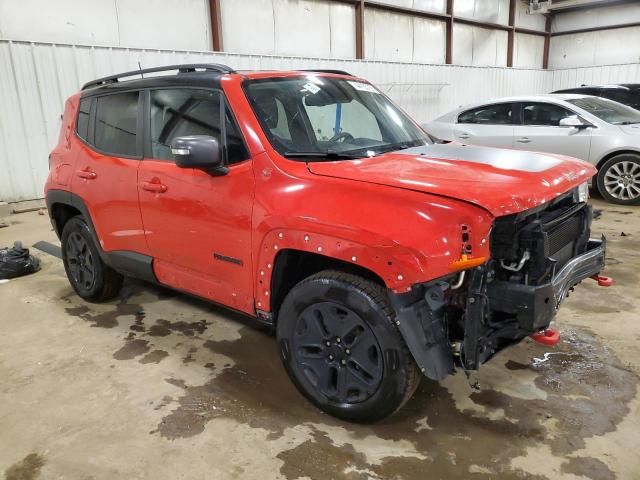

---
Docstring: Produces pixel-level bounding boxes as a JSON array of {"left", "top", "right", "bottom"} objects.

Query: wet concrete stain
[
  {"left": 113, "top": 339, "right": 150, "bottom": 360},
  {"left": 154, "top": 324, "right": 637, "bottom": 479},
  {"left": 182, "top": 347, "right": 198, "bottom": 364},
  {"left": 4, "top": 453, "right": 45, "bottom": 480},
  {"left": 63, "top": 288, "right": 144, "bottom": 329},
  {"left": 155, "top": 326, "right": 324, "bottom": 440},
  {"left": 147, "top": 319, "right": 209, "bottom": 338},
  {"left": 561, "top": 456, "right": 615, "bottom": 480},
  {"left": 139, "top": 349, "right": 169, "bottom": 364}
]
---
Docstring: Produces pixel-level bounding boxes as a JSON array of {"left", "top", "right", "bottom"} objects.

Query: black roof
[
  {"left": 80, "top": 64, "right": 355, "bottom": 96},
  {"left": 555, "top": 83, "right": 640, "bottom": 92}
]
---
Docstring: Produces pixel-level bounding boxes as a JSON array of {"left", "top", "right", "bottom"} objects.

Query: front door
[
  {"left": 512, "top": 102, "right": 592, "bottom": 161},
  {"left": 137, "top": 88, "right": 255, "bottom": 313}
]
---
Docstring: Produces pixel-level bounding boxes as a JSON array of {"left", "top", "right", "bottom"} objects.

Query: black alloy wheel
[
  {"left": 292, "top": 301, "right": 384, "bottom": 404},
  {"left": 277, "top": 270, "right": 420, "bottom": 422},
  {"left": 61, "top": 216, "right": 123, "bottom": 302},
  {"left": 65, "top": 231, "right": 96, "bottom": 292}
]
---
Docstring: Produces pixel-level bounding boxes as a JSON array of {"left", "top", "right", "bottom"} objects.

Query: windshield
[
  {"left": 566, "top": 96, "right": 640, "bottom": 125},
  {"left": 244, "top": 76, "right": 430, "bottom": 160}
]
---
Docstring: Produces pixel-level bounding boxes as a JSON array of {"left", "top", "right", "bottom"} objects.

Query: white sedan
[{"left": 423, "top": 94, "right": 640, "bottom": 205}]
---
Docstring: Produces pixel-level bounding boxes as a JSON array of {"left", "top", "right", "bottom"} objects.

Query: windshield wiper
[
  {"left": 617, "top": 121, "right": 640, "bottom": 125},
  {"left": 283, "top": 151, "right": 364, "bottom": 160}
]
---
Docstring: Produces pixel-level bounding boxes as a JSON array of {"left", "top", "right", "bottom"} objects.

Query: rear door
[
  {"left": 137, "top": 87, "right": 255, "bottom": 313},
  {"left": 71, "top": 90, "right": 148, "bottom": 254},
  {"left": 512, "top": 101, "right": 592, "bottom": 161},
  {"left": 454, "top": 102, "right": 515, "bottom": 148}
]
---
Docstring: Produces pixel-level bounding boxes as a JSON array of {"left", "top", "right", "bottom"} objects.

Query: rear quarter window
[
  {"left": 94, "top": 91, "right": 140, "bottom": 157},
  {"left": 76, "top": 97, "right": 91, "bottom": 141}
]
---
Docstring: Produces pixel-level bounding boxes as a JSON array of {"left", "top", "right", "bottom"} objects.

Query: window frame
[
  {"left": 75, "top": 96, "right": 94, "bottom": 144},
  {"left": 516, "top": 101, "right": 589, "bottom": 127},
  {"left": 85, "top": 89, "right": 144, "bottom": 160},
  {"left": 142, "top": 86, "right": 250, "bottom": 166},
  {"left": 457, "top": 102, "right": 517, "bottom": 126}
]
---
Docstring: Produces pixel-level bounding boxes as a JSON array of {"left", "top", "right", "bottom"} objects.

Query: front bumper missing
[
  {"left": 389, "top": 236, "right": 607, "bottom": 380},
  {"left": 486, "top": 236, "right": 607, "bottom": 332}
]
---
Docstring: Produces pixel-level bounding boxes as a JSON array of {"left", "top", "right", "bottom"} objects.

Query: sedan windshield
[
  {"left": 566, "top": 96, "right": 640, "bottom": 125},
  {"left": 244, "top": 76, "right": 430, "bottom": 160}
]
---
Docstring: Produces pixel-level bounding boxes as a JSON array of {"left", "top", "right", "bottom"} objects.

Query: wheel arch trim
[{"left": 255, "top": 227, "right": 426, "bottom": 314}]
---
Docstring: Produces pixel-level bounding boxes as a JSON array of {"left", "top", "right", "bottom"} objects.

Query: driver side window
[
  {"left": 521, "top": 102, "right": 576, "bottom": 126},
  {"left": 303, "top": 99, "right": 382, "bottom": 142}
]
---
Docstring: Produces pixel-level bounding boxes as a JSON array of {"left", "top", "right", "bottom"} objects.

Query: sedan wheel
[{"left": 597, "top": 154, "right": 640, "bottom": 205}]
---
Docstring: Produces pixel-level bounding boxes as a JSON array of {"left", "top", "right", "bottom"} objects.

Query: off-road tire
[
  {"left": 61, "top": 216, "right": 123, "bottom": 302},
  {"left": 277, "top": 270, "right": 420, "bottom": 422}
]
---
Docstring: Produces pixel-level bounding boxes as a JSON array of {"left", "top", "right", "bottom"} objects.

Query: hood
[
  {"left": 618, "top": 124, "right": 640, "bottom": 135},
  {"left": 307, "top": 144, "right": 596, "bottom": 217}
]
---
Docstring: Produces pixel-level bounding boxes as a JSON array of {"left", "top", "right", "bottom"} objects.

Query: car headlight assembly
[{"left": 575, "top": 182, "right": 589, "bottom": 203}]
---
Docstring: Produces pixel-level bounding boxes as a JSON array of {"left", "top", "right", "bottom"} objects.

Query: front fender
[{"left": 254, "top": 226, "right": 427, "bottom": 311}]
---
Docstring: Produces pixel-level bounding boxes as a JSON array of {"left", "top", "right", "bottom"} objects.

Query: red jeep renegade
[{"left": 46, "top": 64, "right": 608, "bottom": 421}]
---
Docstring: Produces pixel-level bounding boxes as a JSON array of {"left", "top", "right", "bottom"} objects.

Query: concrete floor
[{"left": 1, "top": 199, "right": 639, "bottom": 480}]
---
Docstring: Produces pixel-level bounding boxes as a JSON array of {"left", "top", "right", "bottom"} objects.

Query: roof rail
[
  {"left": 81, "top": 63, "right": 235, "bottom": 90},
  {"left": 299, "top": 69, "right": 353, "bottom": 76}
]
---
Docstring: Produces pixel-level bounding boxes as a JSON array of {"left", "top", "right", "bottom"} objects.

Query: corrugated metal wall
[
  {"left": 550, "top": 63, "right": 640, "bottom": 91},
  {"left": 0, "top": 39, "right": 565, "bottom": 202}
]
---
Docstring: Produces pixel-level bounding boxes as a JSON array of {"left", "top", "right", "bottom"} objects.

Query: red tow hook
[
  {"left": 530, "top": 327, "right": 560, "bottom": 346},
  {"left": 590, "top": 274, "right": 614, "bottom": 287}
]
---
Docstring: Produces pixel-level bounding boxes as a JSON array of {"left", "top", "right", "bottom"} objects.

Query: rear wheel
[
  {"left": 61, "top": 216, "right": 123, "bottom": 302},
  {"left": 277, "top": 270, "right": 420, "bottom": 422},
  {"left": 596, "top": 154, "right": 640, "bottom": 205}
]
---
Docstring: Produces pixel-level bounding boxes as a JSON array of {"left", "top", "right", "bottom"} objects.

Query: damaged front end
[{"left": 389, "top": 192, "right": 608, "bottom": 381}]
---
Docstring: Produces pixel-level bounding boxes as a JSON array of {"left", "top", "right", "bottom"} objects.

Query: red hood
[{"left": 307, "top": 144, "right": 596, "bottom": 217}]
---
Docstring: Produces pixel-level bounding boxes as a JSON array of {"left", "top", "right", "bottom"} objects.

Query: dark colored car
[{"left": 553, "top": 84, "right": 640, "bottom": 111}]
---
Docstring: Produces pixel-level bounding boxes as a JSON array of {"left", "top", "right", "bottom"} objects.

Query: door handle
[
  {"left": 458, "top": 133, "right": 471, "bottom": 139},
  {"left": 142, "top": 180, "right": 168, "bottom": 193},
  {"left": 517, "top": 137, "right": 531, "bottom": 144},
  {"left": 77, "top": 169, "right": 97, "bottom": 180}
]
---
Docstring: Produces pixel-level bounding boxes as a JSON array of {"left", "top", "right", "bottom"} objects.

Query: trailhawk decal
[{"left": 398, "top": 144, "right": 563, "bottom": 173}]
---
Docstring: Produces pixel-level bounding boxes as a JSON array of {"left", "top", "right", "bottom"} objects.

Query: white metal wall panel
[
  {"left": 551, "top": 63, "right": 640, "bottom": 91},
  {"left": 364, "top": 10, "right": 446, "bottom": 64},
  {"left": 0, "top": 39, "right": 552, "bottom": 201},
  {"left": 453, "top": 24, "right": 508, "bottom": 67},
  {"left": 0, "top": 0, "right": 212, "bottom": 51},
  {"left": 373, "top": 0, "right": 446, "bottom": 14},
  {"left": 454, "top": 0, "right": 509, "bottom": 25},
  {"left": 551, "top": 4, "right": 640, "bottom": 33},
  {"left": 365, "top": 9, "right": 415, "bottom": 62},
  {"left": 115, "top": 0, "right": 212, "bottom": 51},
  {"left": 220, "top": 0, "right": 355, "bottom": 58},
  {"left": 549, "top": 27, "right": 640, "bottom": 69},
  {"left": 514, "top": 1, "right": 546, "bottom": 32},
  {"left": 413, "top": 17, "right": 446, "bottom": 64},
  {"left": 220, "top": 0, "right": 276, "bottom": 55},
  {"left": 513, "top": 32, "right": 544, "bottom": 69}
]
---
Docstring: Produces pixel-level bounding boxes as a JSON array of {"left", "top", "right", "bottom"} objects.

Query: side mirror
[
  {"left": 171, "top": 135, "right": 228, "bottom": 175},
  {"left": 559, "top": 116, "right": 590, "bottom": 129}
]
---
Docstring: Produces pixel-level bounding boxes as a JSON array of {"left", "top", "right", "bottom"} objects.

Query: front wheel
[
  {"left": 277, "top": 271, "right": 420, "bottom": 422},
  {"left": 596, "top": 154, "right": 640, "bottom": 205}
]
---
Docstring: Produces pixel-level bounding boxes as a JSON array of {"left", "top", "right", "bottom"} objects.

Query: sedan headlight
[{"left": 576, "top": 182, "right": 589, "bottom": 203}]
